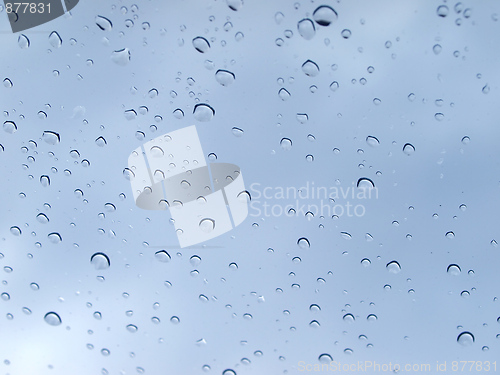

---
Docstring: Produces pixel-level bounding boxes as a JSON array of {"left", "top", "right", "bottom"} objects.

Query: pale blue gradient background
[{"left": 1, "top": 0, "right": 499, "bottom": 374}]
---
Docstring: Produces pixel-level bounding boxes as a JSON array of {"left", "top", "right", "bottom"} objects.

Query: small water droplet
[
  {"left": 232, "top": 127, "right": 244, "bottom": 137},
  {"left": 126, "top": 324, "right": 138, "bottom": 333},
  {"left": 95, "top": 136, "right": 107, "bottom": 147},
  {"left": 199, "top": 218, "right": 215, "bottom": 233},
  {"left": 445, "top": 231, "right": 455, "bottom": 239},
  {"left": 226, "top": 0, "right": 243, "bottom": 11},
  {"left": 341, "top": 29, "right": 352, "bottom": 39},
  {"left": 278, "top": 88, "right": 291, "bottom": 100},
  {"left": 433, "top": 44, "right": 442, "bottom": 55},
  {"left": 366, "top": 136, "right": 380, "bottom": 147},
  {"left": 280, "top": 137, "right": 292, "bottom": 150},
  {"left": 48, "top": 232, "right": 62, "bottom": 243},
  {"left": 357, "top": 178, "right": 375, "bottom": 188},
  {"left": 329, "top": 81, "right": 339, "bottom": 91},
  {"left": 215, "top": 69, "right": 235, "bottom": 86},
  {"left": 48, "top": 31, "right": 62, "bottom": 48},
  {"left": 343, "top": 313, "right": 355, "bottom": 322},
  {"left": 318, "top": 353, "right": 333, "bottom": 363}
]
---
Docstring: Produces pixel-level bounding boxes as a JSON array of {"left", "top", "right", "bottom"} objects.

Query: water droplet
[
  {"left": 457, "top": 331, "right": 474, "bottom": 346},
  {"left": 123, "top": 168, "right": 135, "bottom": 181},
  {"left": 435, "top": 113, "right": 444, "bottom": 121},
  {"left": 101, "top": 348, "right": 110, "bottom": 356},
  {"left": 343, "top": 313, "right": 355, "bottom": 322},
  {"left": 366, "top": 136, "right": 379, "bottom": 147},
  {"left": 3, "top": 121, "right": 17, "bottom": 134},
  {"left": 386, "top": 261, "right": 401, "bottom": 274},
  {"left": 95, "top": 15, "right": 113, "bottom": 31},
  {"left": 215, "top": 70, "right": 235, "bottom": 86},
  {"left": 173, "top": 108, "right": 184, "bottom": 119},
  {"left": 461, "top": 290, "right": 470, "bottom": 298},
  {"left": 126, "top": 324, "right": 138, "bottom": 333},
  {"left": 192, "top": 37, "right": 210, "bottom": 53},
  {"left": 340, "top": 232, "right": 352, "bottom": 240},
  {"left": 361, "top": 258, "right": 371, "bottom": 267},
  {"left": 482, "top": 84, "right": 490, "bottom": 94},
  {"left": 3, "top": 78, "right": 13, "bottom": 88},
  {"left": 232, "top": 127, "right": 244, "bottom": 137},
  {"left": 445, "top": 231, "right": 455, "bottom": 239},
  {"left": 193, "top": 103, "right": 215, "bottom": 122},
  {"left": 111, "top": 48, "right": 131, "bottom": 66},
  {"left": 318, "top": 353, "right": 333, "bottom": 363},
  {"left": 44, "top": 312, "right": 61, "bottom": 326},
  {"left": 222, "top": 370, "right": 236, "bottom": 375},
  {"left": 155, "top": 250, "right": 171, "bottom": 263},
  {"left": 40, "top": 175, "right": 50, "bottom": 187},
  {"left": 367, "top": 314, "right": 378, "bottom": 322},
  {"left": 124, "top": 109, "right": 137, "bottom": 120},
  {"left": 36, "top": 213, "right": 49, "bottom": 224},
  {"left": 91, "top": 253, "right": 110, "bottom": 270},
  {"left": 309, "top": 320, "right": 320, "bottom": 327},
  {"left": 297, "top": 237, "right": 310, "bottom": 249},
  {"left": 313, "top": 5, "right": 338, "bottom": 26},
  {"left": 150, "top": 146, "right": 164, "bottom": 157},
  {"left": 433, "top": 44, "right": 442, "bottom": 55},
  {"left": 278, "top": 88, "right": 291, "bottom": 100},
  {"left": 1, "top": 292, "right": 10, "bottom": 301},
  {"left": 437, "top": 5, "right": 449, "bottom": 17},
  {"left": 30, "top": 282, "right": 39, "bottom": 290},
  {"left": 226, "top": 0, "right": 243, "bottom": 11},
  {"left": 280, "top": 137, "right": 292, "bottom": 150},
  {"left": 357, "top": 178, "right": 374, "bottom": 188},
  {"left": 95, "top": 136, "right": 107, "bottom": 147},
  {"left": 302, "top": 60, "right": 320, "bottom": 77},
  {"left": 42, "top": 131, "right": 60, "bottom": 145},
  {"left": 329, "top": 81, "right": 339, "bottom": 91},
  {"left": 47, "top": 232, "right": 62, "bottom": 243},
  {"left": 341, "top": 29, "right": 352, "bottom": 39},
  {"left": 199, "top": 218, "right": 215, "bottom": 233},
  {"left": 447, "top": 264, "right": 461, "bottom": 275},
  {"left": 170, "top": 316, "right": 180, "bottom": 324},
  {"left": 18, "top": 34, "right": 30, "bottom": 49},
  {"left": 297, "top": 18, "right": 316, "bottom": 40},
  {"left": 461, "top": 136, "right": 470, "bottom": 145},
  {"left": 403, "top": 143, "right": 415, "bottom": 155},
  {"left": 10, "top": 226, "right": 21, "bottom": 236},
  {"left": 48, "top": 31, "right": 62, "bottom": 48}
]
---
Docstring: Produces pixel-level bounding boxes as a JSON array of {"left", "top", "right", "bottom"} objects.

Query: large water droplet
[
  {"left": 280, "top": 137, "right": 292, "bottom": 150},
  {"left": 49, "top": 31, "right": 62, "bottom": 48},
  {"left": 192, "top": 37, "right": 210, "bottom": 53},
  {"left": 437, "top": 5, "right": 449, "bottom": 17},
  {"left": 3, "top": 78, "right": 13, "bottom": 88},
  {"left": 318, "top": 353, "right": 333, "bottom": 363},
  {"left": 155, "top": 250, "right": 171, "bottom": 263},
  {"left": 447, "top": 264, "right": 461, "bottom": 275},
  {"left": 36, "top": 213, "right": 49, "bottom": 224},
  {"left": 357, "top": 178, "right": 375, "bottom": 188},
  {"left": 95, "top": 15, "right": 113, "bottom": 31},
  {"left": 44, "top": 312, "right": 62, "bottom": 326},
  {"left": 199, "top": 218, "right": 215, "bottom": 233},
  {"left": 297, "top": 18, "right": 316, "bottom": 40},
  {"left": 297, "top": 237, "right": 310, "bottom": 249},
  {"left": 278, "top": 88, "right": 291, "bottom": 100},
  {"left": 215, "top": 70, "right": 235, "bottom": 86},
  {"left": 366, "top": 136, "right": 379, "bottom": 147},
  {"left": 343, "top": 313, "right": 355, "bottom": 322},
  {"left": 302, "top": 60, "right": 320, "bottom": 77},
  {"left": 403, "top": 143, "right": 415, "bottom": 155},
  {"left": 42, "top": 131, "right": 60, "bottom": 145},
  {"left": 457, "top": 331, "right": 474, "bottom": 346},
  {"left": 91, "top": 253, "right": 110, "bottom": 270},
  {"left": 386, "top": 260, "right": 401, "bottom": 274},
  {"left": 3, "top": 121, "right": 17, "bottom": 134},
  {"left": 48, "top": 232, "right": 62, "bottom": 243},
  {"left": 111, "top": 48, "right": 131, "bottom": 66},
  {"left": 313, "top": 5, "right": 338, "bottom": 26},
  {"left": 193, "top": 103, "right": 215, "bottom": 122}
]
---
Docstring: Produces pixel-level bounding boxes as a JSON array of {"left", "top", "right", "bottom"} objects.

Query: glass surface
[{"left": 1, "top": 1, "right": 499, "bottom": 374}]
